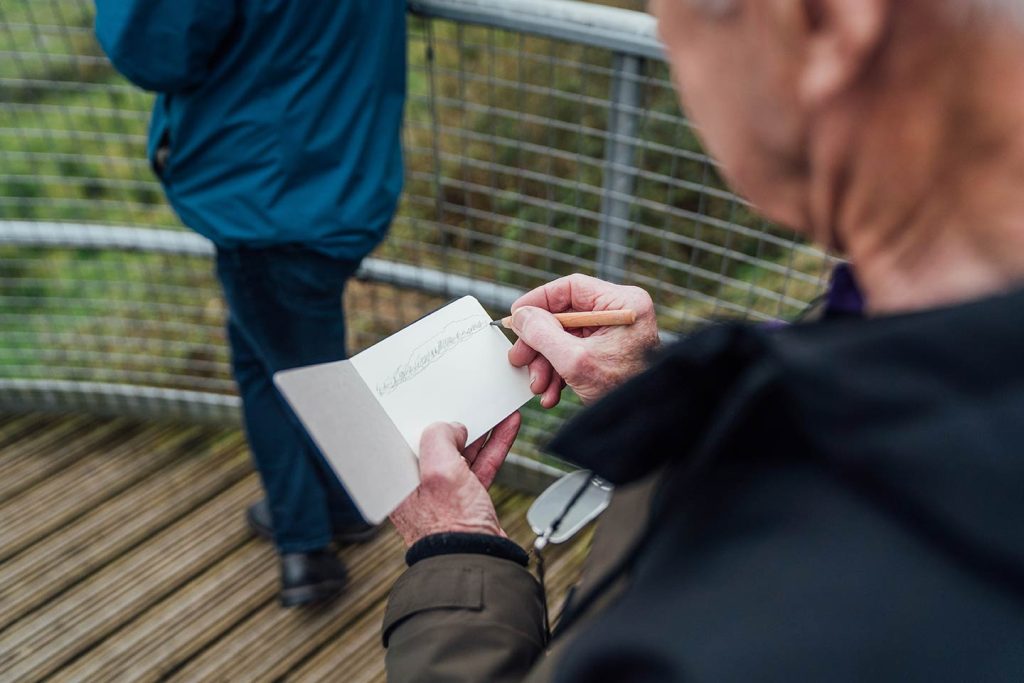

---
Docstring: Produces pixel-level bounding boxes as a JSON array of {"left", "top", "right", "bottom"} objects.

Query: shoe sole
[{"left": 279, "top": 578, "right": 348, "bottom": 608}]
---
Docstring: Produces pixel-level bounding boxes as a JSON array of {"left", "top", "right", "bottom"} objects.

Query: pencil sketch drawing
[{"left": 375, "top": 315, "right": 490, "bottom": 397}]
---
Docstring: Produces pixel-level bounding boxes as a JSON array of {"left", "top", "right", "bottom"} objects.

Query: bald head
[
  {"left": 655, "top": 0, "right": 1024, "bottom": 235},
  {"left": 654, "top": 0, "right": 1024, "bottom": 312}
]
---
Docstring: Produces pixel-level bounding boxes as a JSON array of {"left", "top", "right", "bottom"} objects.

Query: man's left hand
[{"left": 390, "top": 413, "right": 522, "bottom": 547}]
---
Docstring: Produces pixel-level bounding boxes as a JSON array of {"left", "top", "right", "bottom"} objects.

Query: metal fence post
[{"left": 597, "top": 52, "right": 644, "bottom": 282}]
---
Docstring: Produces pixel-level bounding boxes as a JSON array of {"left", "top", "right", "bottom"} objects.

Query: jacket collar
[{"left": 549, "top": 285, "right": 1024, "bottom": 583}]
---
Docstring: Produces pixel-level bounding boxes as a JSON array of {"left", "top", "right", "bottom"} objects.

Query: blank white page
[
  {"left": 349, "top": 296, "right": 534, "bottom": 454},
  {"left": 274, "top": 360, "right": 419, "bottom": 524}
]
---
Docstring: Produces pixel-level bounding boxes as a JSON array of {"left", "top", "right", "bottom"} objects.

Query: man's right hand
[{"left": 508, "top": 274, "right": 659, "bottom": 407}]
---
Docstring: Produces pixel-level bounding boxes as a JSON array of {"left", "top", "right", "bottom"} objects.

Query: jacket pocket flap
[{"left": 383, "top": 564, "right": 484, "bottom": 646}]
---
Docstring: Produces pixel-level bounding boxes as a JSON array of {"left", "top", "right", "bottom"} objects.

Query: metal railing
[{"left": 0, "top": 0, "right": 833, "bottom": 491}]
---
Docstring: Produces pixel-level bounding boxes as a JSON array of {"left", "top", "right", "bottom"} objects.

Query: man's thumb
[
  {"left": 511, "top": 307, "right": 581, "bottom": 371},
  {"left": 418, "top": 422, "right": 467, "bottom": 480}
]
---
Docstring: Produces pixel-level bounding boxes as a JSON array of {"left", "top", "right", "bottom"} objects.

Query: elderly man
[{"left": 384, "top": 0, "right": 1024, "bottom": 680}]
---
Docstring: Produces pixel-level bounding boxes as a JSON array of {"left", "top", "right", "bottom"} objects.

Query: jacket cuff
[{"left": 405, "top": 532, "right": 530, "bottom": 567}]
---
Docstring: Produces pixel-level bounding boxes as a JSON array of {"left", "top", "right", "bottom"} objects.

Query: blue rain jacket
[{"left": 95, "top": 0, "right": 406, "bottom": 260}]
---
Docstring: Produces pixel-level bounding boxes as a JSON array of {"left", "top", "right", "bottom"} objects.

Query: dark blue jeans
[{"left": 216, "top": 245, "right": 363, "bottom": 553}]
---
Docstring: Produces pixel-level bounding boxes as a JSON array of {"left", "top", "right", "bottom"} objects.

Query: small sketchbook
[{"left": 274, "top": 296, "right": 534, "bottom": 524}]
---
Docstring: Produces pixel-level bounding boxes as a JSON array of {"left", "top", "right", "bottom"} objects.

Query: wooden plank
[
  {"left": 0, "top": 414, "right": 63, "bottom": 451},
  {"left": 0, "top": 415, "right": 593, "bottom": 682},
  {"left": 90, "top": 489, "right": 544, "bottom": 679},
  {"left": 51, "top": 541, "right": 278, "bottom": 683},
  {"left": 0, "top": 422, "right": 206, "bottom": 562},
  {"left": 0, "top": 414, "right": 20, "bottom": 428},
  {"left": 0, "top": 430, "right": 249, "bottom": 630},
  {"left": 0, "top": 415, "right": 92, "bottom": 459},
  {"left": 168, "top": 489, "right": 524, "bottom": 679},
  {"left": 0, "top": 476, "right": 260, "bottom": 682},
  {"left": 337, "top": 609, "right": 393, "bottom": 683},
  {"left": 0, "top": 417, "right": 142, "bottom": 504},
  {"left": 285, "top": 601, "right": 387, "bottom": 682},
  {"left": 165, "top": 524, "right": 408, "bottom": 683},
  {"left": 287, "top": 494, "right": 590, "bottom": 683},
  {"left": 171, "top": 491, "right": 523, "bottom": 682}
]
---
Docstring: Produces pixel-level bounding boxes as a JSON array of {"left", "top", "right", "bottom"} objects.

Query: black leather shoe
[
  {"left": 279, "top": 550, "right": 348, "bottom": 607},
  {"left": 246, "top": 499, "right": 381, "bottom": 545}
]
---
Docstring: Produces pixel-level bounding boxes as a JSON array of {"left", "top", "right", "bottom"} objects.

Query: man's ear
[{"left": 798, "top": 0, "right": 890, "bottom": 106}]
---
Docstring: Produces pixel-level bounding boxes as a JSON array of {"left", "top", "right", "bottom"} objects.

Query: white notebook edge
[{"left": 274, "top": 360, "right": 419, "bottom": 525}]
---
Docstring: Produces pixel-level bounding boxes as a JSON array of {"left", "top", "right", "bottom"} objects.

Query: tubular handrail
[
  {"left": 409, "top": 0, "right": 664, "bottom": 60},
  {"left": 0, "top": 0, "right": 825, "bottom": 494},
  {"left": 0, "top": 221, "right": 528, "bottom": 312}
]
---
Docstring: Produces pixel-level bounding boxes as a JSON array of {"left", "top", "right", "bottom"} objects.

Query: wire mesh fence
[{"left": 0, "top": 0, "right": 833, "bottom": 487}]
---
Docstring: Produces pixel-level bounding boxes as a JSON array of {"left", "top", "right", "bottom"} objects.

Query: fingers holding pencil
[
  {"left": 491, "top": 309, "right": 637, "bottom": 330},
  {"left": 505, "top": 274, "right": 660, "bottom": 406}
]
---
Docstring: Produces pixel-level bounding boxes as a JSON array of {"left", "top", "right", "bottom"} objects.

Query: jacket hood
[{"left": 549, "top": 286, "right": 1024, "bottom": 593}]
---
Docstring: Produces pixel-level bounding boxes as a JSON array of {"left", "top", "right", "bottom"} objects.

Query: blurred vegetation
[{"left": 0, "top": 0, "right": 830, "bottom": 462}]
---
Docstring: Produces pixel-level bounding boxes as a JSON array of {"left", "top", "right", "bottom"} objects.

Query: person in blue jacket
[{"left": 95, "top": 0, "right": 406, "bottom": 607}]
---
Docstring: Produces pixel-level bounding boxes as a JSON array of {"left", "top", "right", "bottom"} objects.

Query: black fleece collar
[{"left": 548, "top": 285, "right": 1024, "bottom": 582}]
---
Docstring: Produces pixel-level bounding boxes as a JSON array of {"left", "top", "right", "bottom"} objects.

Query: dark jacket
[
  {"left": 384, "top": 286, "right": 1024, "bottom": 681},
  {"left": 94, "top": 0, "right": 406, "bottom": 260}
]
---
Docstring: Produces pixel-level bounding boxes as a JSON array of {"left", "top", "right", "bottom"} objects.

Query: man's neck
[
  {"left": 828, "top": 38, "right": 1024, "bottom": 316},
  {"left": 844, "top": 154, "right": 1024, "bottom": 315}
]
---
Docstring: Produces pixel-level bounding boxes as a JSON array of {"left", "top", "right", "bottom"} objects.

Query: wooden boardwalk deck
[{"left": 0, "top": 414, "right": 589, "bottom": 682}]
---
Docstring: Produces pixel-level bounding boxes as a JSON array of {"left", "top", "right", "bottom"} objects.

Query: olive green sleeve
[{"left": 383, "top": 554, "right": 547, "bottom": 683}]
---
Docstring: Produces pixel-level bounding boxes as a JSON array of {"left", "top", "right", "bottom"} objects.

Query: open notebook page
[{"left": 349, "top": 295, "right": 534, "bottom": 454}]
